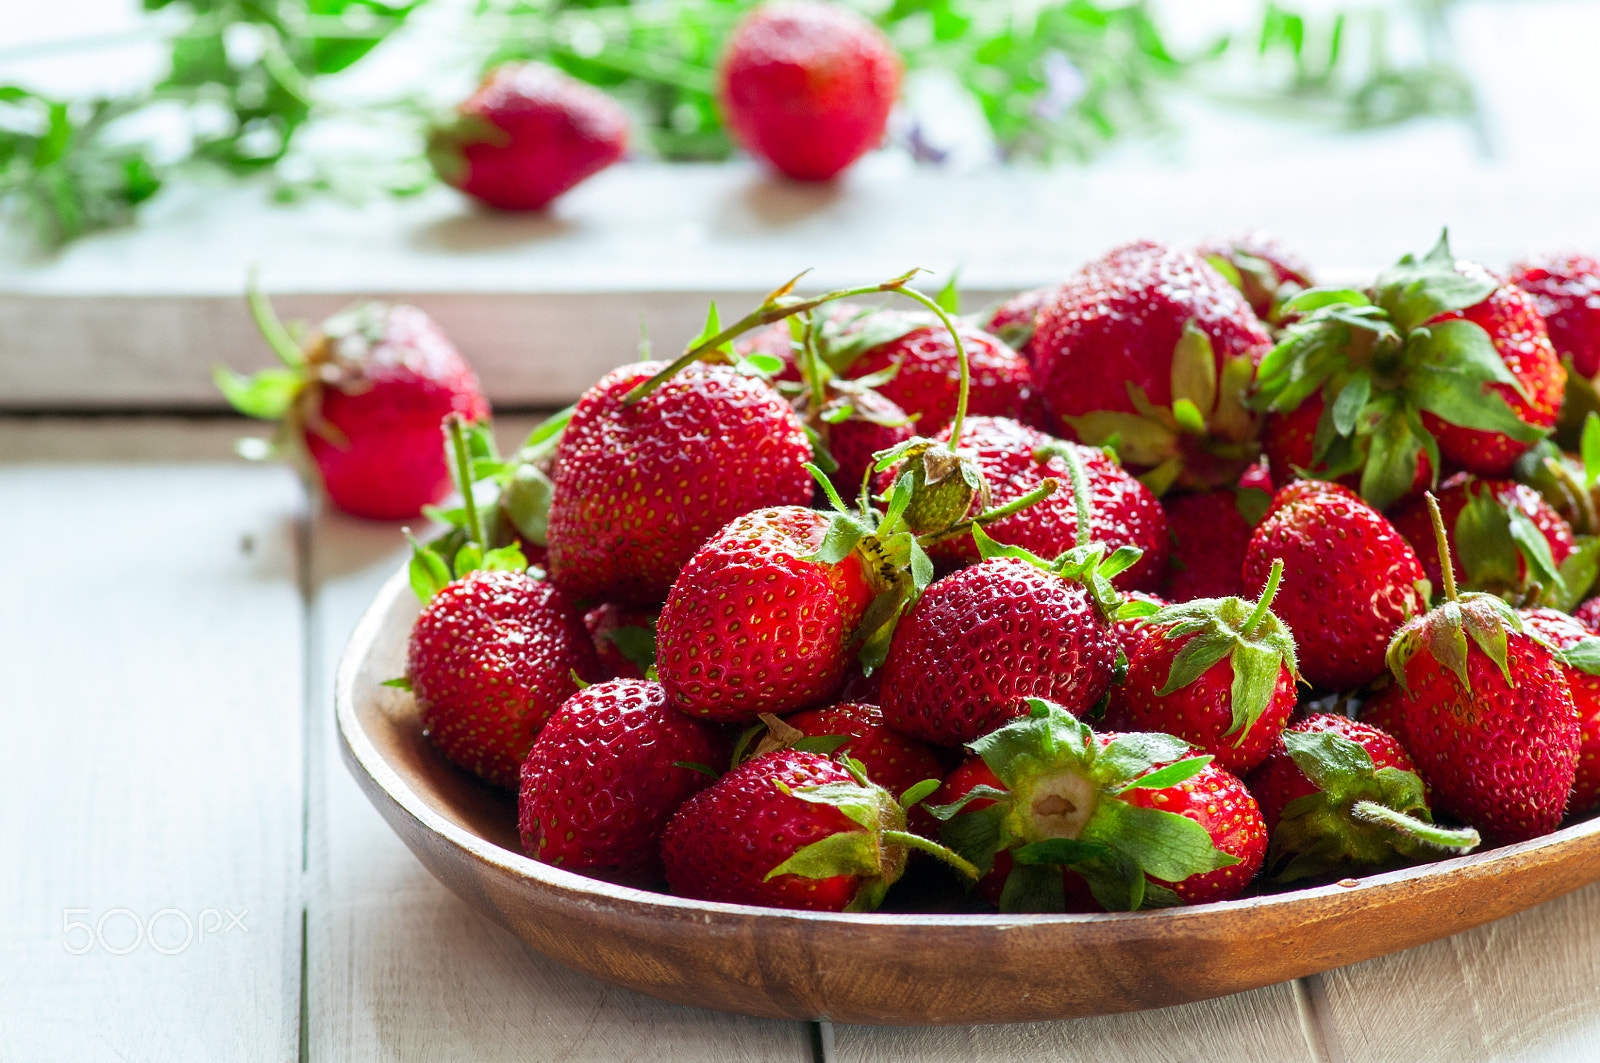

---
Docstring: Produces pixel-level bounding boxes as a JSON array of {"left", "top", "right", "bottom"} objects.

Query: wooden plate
[{"left": 336, "top": 566, "right": 1600, "bottom": 1026}]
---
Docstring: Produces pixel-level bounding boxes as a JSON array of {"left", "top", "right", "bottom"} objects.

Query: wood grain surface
[{"left": 0, "top": 422, "right": 304, "bottom": 1062}]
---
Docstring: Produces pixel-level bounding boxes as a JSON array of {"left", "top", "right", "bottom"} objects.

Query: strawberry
[
  {"left": 1385, "top": 494, "right": 1579, "bottom": 844},
  {"left": 883, "top": 416, "right": 1169, "bottom": 590},
  {"left": 1195, "top": 231, "right": 1314, "bottom": 322},
  {"left": 1518, "top": 608, "right": 1600, "bottom": 815},
  {"left": 841, "top": 319, "right": 1035, "bottom": 433},
  {"left": 1243, "top": 479, "right": 1428, "bottom": 690},
  {"left": 656, "top": 506, "right": 875, "bottom": 722},
  {"left": 1577, "top": 597, "right": 1600, "bottom": 634},
  {"left": 878, "top": 527, "right": 1131, "bottom": 746},
  {"left": 1355, "top": 679, "right": 1411, "bottom": 742},
  {"left": 545, "top": 359, "right": 812, "bottom": 604},
  {"left": 217, "top": 296, "right": 489, "bottom": 521},
  {"left": 1509, "top": 251, "right": 1600, "bottom": 379},
  {"left": 930, "top": 701, "right": 1265, "bottom": 911},
  {"left": 660, "top": 749, "right": 971, "bottom": 911},
  {"left": 1253, "top": 232, "right": 1563, "bottom": 509},
  {"left": 427, "top": 63, "right": 629, "bottom": 212},
  {"left": 405, "top": 567, "right": 600, "bottom": 789},
  {"left": 1245, "top": 714, "right": 1478, "bottom": 882},
  {"left": 983, "top": 286, "right": 1055, "bottom": 363},
  {"left": 1161, "top": 481, "right": 1271, "bottom": 601},
  {"left": 1114, "top": 591, "right": 1169, "bottom": 650},
  {"left": 517, "top": 679, "right": 725, "bottom": 878},
  {"left": 815, "top": 383, "right": 914, "bottom": 497},
  {"left": 1030, "top": 240, "right": 1272, "bottom": 493},
  {"left": 717, "top": 1, "right": 900, "bottom": 181},
  {"left": 1389, "top": 473, "right": 1574, "bottom": 602},
  {"left": 584, "top": 603, "right": 658, "bottom": 681},
  {"left": 1105, "top": 559, "right": 1299, "bottom": 774}
]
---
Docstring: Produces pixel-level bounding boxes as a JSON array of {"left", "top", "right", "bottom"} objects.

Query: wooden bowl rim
[{"left": 337, "top": 564, "right": 1600, "bottom": 932}]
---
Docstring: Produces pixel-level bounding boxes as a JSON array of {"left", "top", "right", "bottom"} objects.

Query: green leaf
[
  {"left": 898, "top": 778, "right": 942, "bottom": 809},
  {"left": 673, "top": 761, "right": 718, "bottom": 778},
  {"left": 1116, "top": 755, "right": 1213, "bottom": 792},
  {"left": 601, "top": 624, "right": 658, "bottom": 673},
  {"left": 1172, "top": 399, "right": 1206, "bottom": 435},
  {"left": 381, "top": 676, "right": 413, "bottom": 690},
  {"left": 213, "top": 366, "right": 301, "bottom": 421},
  {"left": 1406, "top": 365, "right": 1545, "bottom": 443},
  {"left": 1461, "top": 597, "right": 1514, "bottom": 685},
  {"left": 1012, "top": 838, "right": 1110, "bottom": 866},
  {"left": 1226, "top": 640, "right": 1284, "bottom": 740},
  {"left": 1584, "top": 414, "right": 1600, "bottom": 489},
  {"left": 1508, "top": 505, "right": 1562, "bottom": 585},
  {"left": 1086, "top": 799, "right": 1241, "bottom": 883},
  {"left": 1330, "top": 372, "right": 1371, "bottom": 437},
  {"left": 776, "top": 780, "right": 884, "bottom": 831},
  {"left": 736, "top": 352, "right": 785, "bottom": 377},
  {"left": 1280, "top": 288, "right": 1370, "bottom": 314},
  {"left": 1098, "top": 732, "right": 1197, "bottom": 782},
  {"left": 1549, "top": 536, "right": 1600, "bottom": 612},
  {"left": 1283, "top": 729, "right": 1374, "bottom": 796},
  {"left": 405, "top": 532, "right": 452, "bottom": 603},
  {"left": 479, "top": 543, "right": 528, "bottom": 573},
  {"left": 1156, "top": 632, "right": 1233, "bottom": 695},
  {"left": 1359, "top": 411, "right": 1426, "bottom": 512},
  {"left": 1170, "top": 321, "right": 1217, "bottom": 418},
  {"left": 811, "top": 513, "right": 868, "bottom": 566},
  {"left": 453, "top": 542, "right": 483, "bottom": 577},
  {"left": 937, "top": 801, "right": 1009, "bottom": 877},
  {"left": 996, "top": 862, "right": 1066, "bottom": 913},
  {"left": 765, "top": 829, "right": 881, "bottom": 881},
  {"left": 522, "top": 405, "right": 574, "bottom": 450},
  {"left": 1408, "top": 319, "right": 1524, "bottom": 396},
  {"left": 936, "top": 272, "right": 961, "bottom": 314},
  {"left": 1561, "top": 636, "right": 1600, "bottom": 676}
]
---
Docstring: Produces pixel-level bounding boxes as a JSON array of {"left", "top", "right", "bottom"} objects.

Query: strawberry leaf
[
  {"left": 1097, "top": 732, "right": 1196, "bottom": 783},
  {"left": 997, "top": 862, "right": 1067, "bottom": 913},
  {"left": 1560, "top": 635, "right": 1600, "bottom": 676},
  {"left": 1084, "top": 799, "right": 1241, "bottom": 883},
  {"left": 405, "top": 530, "right": 452, "bottom": 603},
  {"left": 1170, "top": 321, "right": 1217, "bottom": 420},
  {"left": 382, "top": 676, "right": 413, "bottom": 690},
  {"left": 1114, "top": 755, "right": 1213, "bottom": 792},
  {"left": 1584, "top": 413, "right": 1600, "bottom": 489},
  {"left": 214, "top": 366, "right": 301, "bottom": 421},
  {"left": 1012, "top": 838, "right": 1111, "bottom": 865},
  {"left": 765, "top": 828, "right": 881, "bottom": 881},
  {"left": 1406, "top": 365, "right": 1546, "bottom": 443},
  {"left": 898, "top": 778, "right": 942, "bottom": 809}
]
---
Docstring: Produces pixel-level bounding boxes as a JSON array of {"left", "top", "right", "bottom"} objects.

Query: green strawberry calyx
[
  {"left": 1062, "top": 319, "right": 1261, "bottom": 496},
  {"left": 871, "top": 435, "right": 992, "bottom": 537},
  {"left": 1268, "top": 728, "right": 1480, "bottom": 883},
  {"left": 927, "top": 700, "right": 1240, "bottom": 913},
  {"left": 404, "top": 415, "right": 529, "bottom": 603},
  {"left": 1252, "top": 229, "right": 1546, "bottom": 511},
  {"left": 1204, "top": 247, "right": 1306, "bottom": 326},
  {"left": 1449, "top": 476, "right": 1578, "bottom": 606},
  {"left": 1138, "top": 557, "right": 1301, "bottom": 746},
  {"left": 1386, "top": 491, "right": 1525, "bottom": 695},
  {"left": 767, "top": 757, "right": 977, "bottom": 913}
]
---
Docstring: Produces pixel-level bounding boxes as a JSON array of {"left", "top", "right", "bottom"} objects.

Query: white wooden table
[{"left": 10, "top": 2, "right": 1600, "bottom": 1056}]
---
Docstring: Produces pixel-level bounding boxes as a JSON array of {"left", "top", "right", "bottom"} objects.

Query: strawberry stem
[
  {"left": 880, "top": 830, "right": 980, "bottom": 880},
  {"left": 1350, "top": 800, "right": 1481, "bottom": 853},
  {"left": 446, "top": 414, "right": 485, "bottom": 548},
  {"left": 245, "top": 266, "right": 306, "bottom": 370},
  {"left": 621, "top": 270, "right": 922, "bottom": 406},
  {"left": 919, "top": 478, "right": 1059, "bottom": 544},
  {"left": 1426, "top": 491, "right": 1459, "bottom": 602},
  {"left": 1058, "top": 444, "right": 1093, "bottom": 548},
  {"left": 799, "top": 311, "right": 827, "bottom": 409},
  {"left": 889, "top": 285, "right": 970, "bottom": 450},
  {"left": 1242, "top": 558, "right": 1284, "bottom": 638}
]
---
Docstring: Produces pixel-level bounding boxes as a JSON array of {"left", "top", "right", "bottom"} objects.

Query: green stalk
[
  {"left": 887, "top": 285, "right": 971, "bottom": 450},
  {"left": 1242, "top": 558, "right": 1284, "bottom": 638},
  {"left": 920, "top": 479, "right": 1059, "bottom": 545},
  {"left": 1059, "top": 445, "right": 1094, "bottom": 548},
  {"left": 245, "top": 267, "right": 305, "bottom": 369},
  {"left": 1350, "top": 801, "right": 1481, "bottom": 853},
  {"left": 446, "top": 414, "right": 485, "bottom": 549},
  {"left": 881, "top": 830, "right": 980, "bottom": 880},
  {"left": 1426, "top": 491, "right": 1459, "bottom": 601}
]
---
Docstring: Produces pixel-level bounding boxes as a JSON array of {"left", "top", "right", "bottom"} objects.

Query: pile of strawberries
[{"left": 244, "top": 232, "right": 1600, "bottom": 914}]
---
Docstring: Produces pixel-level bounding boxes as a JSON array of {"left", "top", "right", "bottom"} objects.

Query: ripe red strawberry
[
  {"left": 816, "top": 384, "right": 914, "bottom": 497},
  {"left": 405, "top": 568, "right": 600, "bottom": 789},
  {"left": 1518, "top": 608, "right": 1600, "bottom": 815},
  {"left": 1254, "top": 234, "right": 1562, "bottom": 509},
  {"left": 217, "top": 299, "right": 490, "bottom": 520},
  {"left": 1161, "top": 482, "right": 1271, "bottom": 601},
  {"left": 930, "top": 702, "right": 1265, "bottom": 911},
  {"left": 1245, "top": 714, "right": 1478, "bottom": 882},
  {"left": 1389, "top": 473, "right": 1574, "bottom": 601},
  {"left": 843, "top": 320, "right": 1035, "bottom": 433},
  {"left": 517, "top": 679, "right": 726, "bottom": 878},
  {"left": 878, "top": 553, "right": 1120, "bottom": 746},
  {"left": 1031, "top": 240, "right": 1272, "bottom": 492},
  {"left": 1105, "top": 560, "right": 1299, "bottom": 774},
  {"left": 884, "top": 416, "right": 1168, "bottom": 590},
  {"left": 1243, "top": 480, "right": 1428, "bottom": 690},
  {"left": 661, "top": 749, "right": 970, "bottom": 911},
  {"left": 1356, "top": 680, "right": 1411, "bottom": 743},
  {"left": 1113, "top": 591, "right": 1169, "bottom": 650},
  {"left": 656, "top": 506, "right": 875, "bottom": 722},
  {"left": 584, "top": 603, "right": 658, "bottom": 681},
  {"left": 1576, "top": 597, "right": 1600, "bottom": 634},
  {"left": 1509, "top": 252, "right": 1600, "bottom": 379},
  {"left": 983, "top": 286, "right": 1055, "bottom": 362},
  {"left": 427, "top": 63, "right": 629, "bottom": 211},
  {"left": 1195, "top": 231, "right": 1314, "bottom": 321},
  {"left": 717, "top": 1, "right": 900, "bottom": 181},
  {"left": 546, "top": 360, "right": 812, "bottom": 603},
  {"left": 1386, "top": 495, "right": 1579, "bottom": 844}
]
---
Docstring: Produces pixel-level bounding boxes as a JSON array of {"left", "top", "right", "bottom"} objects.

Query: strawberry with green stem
[
  {"left": 216, "top": 279, "right": 490, "bottom": 520},
  {"left": 1246, "top": 713, "right": 1480, "bottom": 883},
  {"left": 660, "top": 749, "right": 976, "bottom": 912},
  {"left": 929, "top": 700, "right": 1265, "bottom": 912},
  {"left": 1386, "top": 493, "right": 1579, "bottom": 844},
  {"left": 1252, "top": 231, "right": 1563, "bottom": 509},
  {"left": 1105, "top": 557, "right": 1300, "bottom": 775},
  {"left": 402, "top": 417, "right": 600, "bottom": 789},
  {"left": 878, "top": 447, "right": 1151, "bottom": 746}
]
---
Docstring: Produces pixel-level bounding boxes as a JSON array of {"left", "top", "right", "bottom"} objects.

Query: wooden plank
[
  {"left": 827, "top": 982, "right": 1322, "bottom": 1063},
  {"left": 1309, "top": 881, "right": 1600, "bottom": 1062},
  {"left": 302, "top": 418, "right": 814, "bottom": 1062},
  {"left": 0, "top": 419, "right": 304, "bottom": 1062}
]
